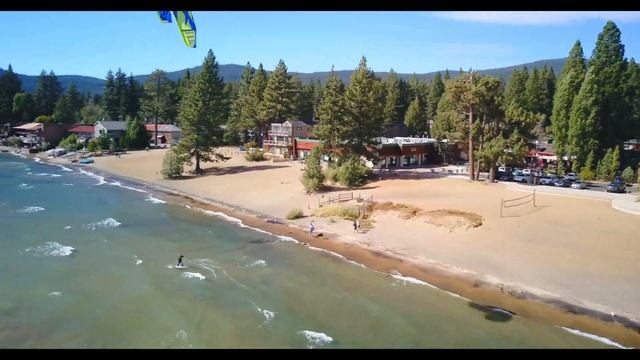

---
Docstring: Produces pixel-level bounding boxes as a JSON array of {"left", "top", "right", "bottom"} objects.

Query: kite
[{"left": 158, "top": 11, "right": 197, "bottom": 48}]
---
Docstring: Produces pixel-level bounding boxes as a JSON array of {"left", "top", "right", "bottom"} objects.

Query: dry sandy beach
[{"left": 41, "top": 147, "right": 640, "bottom": 347}]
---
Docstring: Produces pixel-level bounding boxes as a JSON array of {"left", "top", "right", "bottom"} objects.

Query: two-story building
[
  {"left": 373, "top": 137, "right": 438, "bottom": 168},
  {"left": 263, "top": 120, "right": 312, "bottom": 157},
  {"left": 94, "top": 121, "right": 127, "bottom": 142}
]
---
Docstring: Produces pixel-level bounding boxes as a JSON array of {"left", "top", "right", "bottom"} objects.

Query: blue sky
[{"left": 2, "top": 11, "right": 640, "bottom": 78}]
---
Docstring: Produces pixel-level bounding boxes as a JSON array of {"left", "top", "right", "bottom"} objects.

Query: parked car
[
  {"left": 564, "top": 173, "right": 577, "bottom": 181},
  {"left": 513, "top": 171, "right": 529, "bottom": 183},
  {"left": 570, "top": 180, "right": 587, "bottom": 189},
  {"left": 540, "top": 175, "right": 558, "bottom": 186},
  {"left": 522, "top": 168, "right": 532, "bottom": 175},
  {"left": 498, "top": 166, "right": 507, "bottom": 172},
  {"left": 497, "top": 171, "right": 513, "bottom": 181},
  {"left": 606, "top": 181, "right": 626, "bottom": 193},
  {"left": 554, "top": 178, "right": 572, "bottom": 187}
]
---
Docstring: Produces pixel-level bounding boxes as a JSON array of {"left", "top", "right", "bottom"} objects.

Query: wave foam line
[{"left": 560, "top": 327, "right": 631, "bottom": 349}]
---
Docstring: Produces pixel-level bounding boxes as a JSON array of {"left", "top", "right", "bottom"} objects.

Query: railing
[
  {"left": 264, "top": 139, "right": 291, "bottom": 146},
  {"left": 268, "top": 131, "right": 291, "bottom": 137},
  {"left": 318, "top": 192, "right": 373, "bottom": 207}
]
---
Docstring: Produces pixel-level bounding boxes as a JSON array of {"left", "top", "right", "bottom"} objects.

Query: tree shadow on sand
[{"left": 175, "top": 165, "right": 290, "bottom": 179}]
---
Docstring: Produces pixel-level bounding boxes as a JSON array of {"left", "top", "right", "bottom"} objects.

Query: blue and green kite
[{"left": 158, "top": 11, "right": 197, "bottom": 48}]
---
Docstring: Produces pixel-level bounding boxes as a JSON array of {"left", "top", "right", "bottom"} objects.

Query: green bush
[
  {"left": 87, "top": 139, "right": 98, "bottom": 152},
  {"left": 301, "top": 147, "right": 325, "bottom": 192},
  {"left": 313, "top": 204, "right": 359, "bottom": 221},
  {"left": 58, "top": 134, "right": 84, "bottom": 151},
  {"left": 286, "top": 208, "right": 304, "bottom": 220},
  {"left": 245, "top": 149, "right": 266, "bottom": 161},
  {"left": 621, "top": 166, "right": 635, "bottom": 184},
  {"left": 336, "top": 156, "right": 372, "bottom": 188},
  {"left": 161, "top": 148, "right": 186, "bottom": 179},
  {"left": 244, "top": 140, "right": 258, "bottom": 149},
  {"left": 579, "top": 167, "right": 596, "bottom": 181},
  {"left": 325, "top": 164, "right": 339, "bottom": 183},
  {"left": 96, "top": 133, "right": 111, "bottom": 150},
  {"left": 7, "top": 136, "right": 23, "bottom": 147},
  {"left": 34, "top": 115, "right": 53, "bottom": 123}
]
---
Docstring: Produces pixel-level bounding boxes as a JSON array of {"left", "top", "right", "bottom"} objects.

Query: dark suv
[{"left": 606, "top": 181, "right": 626, "bottom": 193}]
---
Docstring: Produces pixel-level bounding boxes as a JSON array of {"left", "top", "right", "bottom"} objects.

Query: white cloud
[{"left": 432, "top": 11, "right": 640, "bottom": 25}]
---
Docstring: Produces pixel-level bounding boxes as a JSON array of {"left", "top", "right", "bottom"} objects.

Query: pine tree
[
  {"left": 34, "top": 70, "right": 62, "bottom": 116},
  {"left": 0, "top": 64, "right": 22, "bottom": 124},
  {"left": 53, "top": 95, "right": 74, "bottom": 122},
  {"left": 382, "top": 69, "right": 403, "bottom": 128},
  {"left": 66, "top": 84, "right": 83, "bottom": 123},
  {"left": 260, "top": 60, "right": 294, "bottom": 130},
  {"left": 124, "top": 117, "right": 150, "bottom": 149},
  {"left": 551, "top": 41, "right": 587, "bottom": 160},
  {"left": 579, "top": 150, "right": 596, "bottom": 181},
  {"left": 12, "top": 92, "right": 35, "bottom": 123},
  {"left": 102, "top": 70, "right": 119, "bottom": 120},
  {"left": 404, "top": 96, "right": 427, "bottom": 136},
  {"left": 114, "top": 69, "right": 127, "bottom": 120},
  {"left": 125, "top": 74, "right": 142, "bottom": 120},
  {"left": 315, "top": 69, "right": 346, "bottom": 155},
  {"left": 342, "top": 56, "right": 385, "bottom": 159},
  {"left": 426, "top": 72, "right": 445, "bottom": 136},
  {"left": 623, "top": 59, "right": 640, "bottom": 140},
  {"left": 301, "top": 147, "right": 325, "bottom": 192},
  {"left": 141, "top": 70, "right": 177, "bottom": 145},
  {"left": 175, "top": 49, "right": 228, "bottom": 173},
  {"left": 247, "top": 63, "right": 269, "bottom": 145},
  {"left": 228, "top": 62, "right": 254, "bottom": 141},
  {"left": 588, "top": 21, "right": 628, "bottom": 153},
  {"left": 569, "top": 71, "right": 601, "bottom": 173}
]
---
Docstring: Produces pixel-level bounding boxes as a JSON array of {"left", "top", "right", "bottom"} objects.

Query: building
[
  {"left": 12, "top": 122, "right": 73, "bottom": 147},
  {"left": 144, "top": 124, "right": 182, "bottom": 145},
  {"left": 264, "top": 120, "right": 312, "bottom": 157},
  {"left": 373, "top": 137, "right": 438, "bottom": 168},
  {"left": 68, "top": 125, "right": 95, "bottom": 141},
  {"left": 293, "top": 138, "right": 323, "bottom": 159},
  {"left": 94, "top": 121, "right": 127, "bottom": 142}
]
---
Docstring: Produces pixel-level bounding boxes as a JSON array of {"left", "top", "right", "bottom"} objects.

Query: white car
[{"left": 570, "top": 180, "right": 587, "bottom": 189}]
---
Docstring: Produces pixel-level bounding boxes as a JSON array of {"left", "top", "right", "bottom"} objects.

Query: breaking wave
[
  {"left": 182, "top": 272, "right": 206, "bottom": 280},
  {"left": 78, "top": 169, "right": 106, "bottom": 185},
  {"left": 83, "top": 218, "right": 122, "bottom": 230},
  {"left": 145, "top": 196, "right": 166, "bottom": 204},
  {"left": 17, "top": 206, "right": 45, "bottom": 213},
  {"left": 26, "top": 241, "right": 75, "bottom": 256},
  {"left": 560, "top": 327, "right": 630, "bottom": 349},
  {"left": 298, "top": 330, "right": 333, "bottom": 348}
]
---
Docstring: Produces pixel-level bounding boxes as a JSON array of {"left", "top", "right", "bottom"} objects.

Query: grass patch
[
  {"left": 313, "top": 204, "right": 359, "bottom": 220},
  {"left": 286, "top": 208, "right": 305, "bottom": 220}
]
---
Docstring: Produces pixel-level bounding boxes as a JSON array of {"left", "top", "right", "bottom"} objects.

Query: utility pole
[
  {"left": 155, "top": 75, "right": 160, "bottom": 147},
  {"left": 468, "top": 71, "right": 475, "bottom": 181}
]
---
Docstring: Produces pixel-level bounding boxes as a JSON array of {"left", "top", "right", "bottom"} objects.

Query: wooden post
[
  {"left": 500, "top": 199, "right": 503, "bottom": 218},
  {"left": 533, "top": 189, "right": 536, "bottom": 207}
]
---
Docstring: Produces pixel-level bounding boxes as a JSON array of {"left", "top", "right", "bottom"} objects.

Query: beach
[{"left": 42, "top": 147, "right": 640, "bottom": 347}]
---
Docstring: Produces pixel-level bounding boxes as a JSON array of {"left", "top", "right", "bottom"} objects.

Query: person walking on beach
[
  {"left": 309, "top": 221, "right": 315, "bottom": 238},
  {"left": 353, "top": 219, "right": 358, "bottom": 233},
  {"left": 177, "top": 254, "right": 184, "bottom": 267}
]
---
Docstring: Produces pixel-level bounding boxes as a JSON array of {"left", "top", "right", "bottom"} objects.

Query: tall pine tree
[
  {"left": 315, "top": 69, "right": 346, "bottom": 155},
  {"left": 0, "top": 65, "right": 22, "bottom": 124}
]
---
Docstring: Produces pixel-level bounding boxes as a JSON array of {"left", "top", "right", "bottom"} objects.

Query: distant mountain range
[{"left": 0, "top": 58, "right": 567, "bottom": 95}]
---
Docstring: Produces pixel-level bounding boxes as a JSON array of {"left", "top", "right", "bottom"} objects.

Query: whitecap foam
[
  {"left": 26, "top": 241, "right": 75, "bottom": 256},
  {"left": 136, "top": 259, "right": 143, "bottom": 265},
  {"left": 33, "top": 172, "right": 62, "bottom": 177},
  {"left": 108, "top": 181, "right": 147, "bottom": 193},
  {"left": 182, "top": 272, "right": 206, "bottom": 280},
  {"left": 277, "top": 235, "right": 300, "bottom": 243},
  {"left": 55, "top": 164, "right": 73, "bottom": 172},
  {"left": 145, "top": 196, "right": 166, "bottom": 204},
  {"left": 83, "top": 218, "right": 122, "bottom": 230},
  {"left": 18, "top": 183, "right": 34, "bottom": 189},
  {"left": 560, "top": 327, "right": 630, "bottom": 349},
  {"left": 390, "top": 270, "right": 439, "bottom": 289},
  {"left": 63, "top": 183, "right": 74, "bottom": 186},
  {"left": 176, "top": 330, "right": 188, "bottom": 340},
  {"left": 78, "top": 168, "right": 106, "bottom": 185},
  {"left": 247, "top": 259, "right": 267, "bottom": 267},
  {"left": 307, "top": 245, "right": 366, "bottom": 268},
  {"left": 193, "top": 207, "right": 276, "bottom": 236},
  {"left": 64, "top": 226, "right": 72, "bottom": 229},
  {"left": 33, "top": 158, "right": 42, "bottom": 163},
  {"left": 48, "top": 291, "right": 62, "bottom": 297},
  {"left": 262, "top": 309, "right": 275, "bottom": 321},
  {"left": 17, "top": 206, "right": 45, "bottom": 213},
  {"left": 298, "top": 330, "right": 333, "bottom": 348}
]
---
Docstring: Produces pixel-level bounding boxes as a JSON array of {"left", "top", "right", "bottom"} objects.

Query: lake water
[{"left": 0, "top": 153, "right": 618, "bottom": 348}]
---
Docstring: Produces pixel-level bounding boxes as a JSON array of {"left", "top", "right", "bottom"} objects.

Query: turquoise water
[{"left": 0, "top": 153, "right": 618, "bottom": 348}]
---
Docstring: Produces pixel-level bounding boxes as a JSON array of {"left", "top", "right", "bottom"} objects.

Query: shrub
[
  {"left": 621, "top": 166, "right": 635, "bottom": 184},
  {"left": 244, "top": 140, "right": 258, "bottom": 149},
  {"left": 7, "top": 136, "right": 23, "bottom": 147},
  {"left": 313, "top": 204, "right": 359, "bottom": 221},
  {"left": 87, "top": 139, "right": 98, "bottom": 152},
  {"left": 245, "top": 149, "right": 266, "bottom": 161},
  {"left": 58, "top": 134, "right": 83, "bottom": 151},
  {"left": 301, "top": 147, "right": 325, "bottom": 192},
  {"left": 579, "top": 167, "right": 596, "bottom": 181},
  {"left": 34, "top": 115, "right": 53, "bottom": 123},
  {"left": 96, "top": 133, "right": 111, "bottom": 150},
  {"left": 161, "top": 148, "right": 186, "bottom": 179},
  {"left": 286, "top": 208, "right": 304, "bottom": 220},
  {"left": 336, "top": 156, "right": 372, "bottom": 188},
  {"left": 325, "top": 164, "right": 339, "bottom": 183}
]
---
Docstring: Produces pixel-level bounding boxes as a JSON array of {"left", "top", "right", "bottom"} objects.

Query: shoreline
[{"left": 7, "top": 149, "right": 640, "bottom": 348}]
